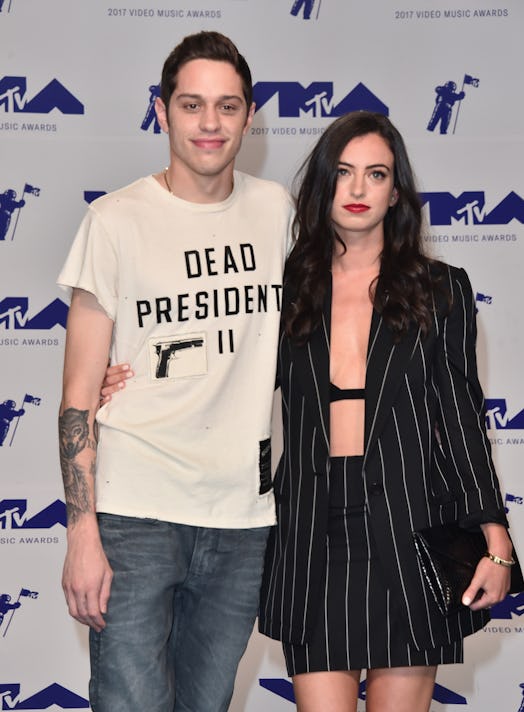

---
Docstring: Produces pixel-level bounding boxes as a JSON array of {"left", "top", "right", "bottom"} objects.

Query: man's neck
[{"left": 160, "top": 163, "right": 235, "bottom": 204}]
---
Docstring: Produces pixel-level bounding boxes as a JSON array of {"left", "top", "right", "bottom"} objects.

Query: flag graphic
[
  {"left": 23, "top": 183, "right": 41, "bottom": 196},
  {"left": 464, "top": 74, "right": 480, "bottom": 87},
  {"left": 23, "top": 394, "right": 41, "bottom": 406}
]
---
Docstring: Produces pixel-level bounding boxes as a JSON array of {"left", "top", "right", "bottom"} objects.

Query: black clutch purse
[{"left": 413, "top": 523, "right": 524, "bottom": 616}]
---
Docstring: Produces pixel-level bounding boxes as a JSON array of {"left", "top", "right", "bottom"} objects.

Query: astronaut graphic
[
  {"left": 0, "top": 400, "right": 25, "bottom": 446},
  {"left": 0, "top": 184, "right": 39, "bottom": 241},
  {"left": 0, "top": 594, "right": 20, "bottom": 626},
  {"left": 0, "top": 189, "right": 25, "bottom": 240},
  {"left": 141, "top": 84, "right": 161, "bottom": 133},
  {"left": 290, "top": 0, "right": 320, "bottom": 20},
  {"left": 427, "top": 74, "right": 479, "bottom": 135},
  {"left": 0, "top": 394, "right": 39, "bottom": 446},
  {"left": 427, "top": 81, "right": 465, "bottom": 134},
  {"left": 0, "top": 589, "right": 38, "bottom": 637},
  {"left": 517, "top": 683, "right": 524, "bottom": 712}
]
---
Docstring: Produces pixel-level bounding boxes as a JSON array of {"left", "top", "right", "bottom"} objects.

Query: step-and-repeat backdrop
[{"left": 1, "top": 0, "right": 523, "bottom": 709}]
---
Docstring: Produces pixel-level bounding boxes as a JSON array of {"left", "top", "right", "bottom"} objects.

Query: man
[{"left": 58, "top": 31, "right": 292, "bottom": 712}]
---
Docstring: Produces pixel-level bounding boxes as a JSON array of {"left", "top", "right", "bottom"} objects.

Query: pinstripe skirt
[{"left": 283, "top": 456, "right": 463, "bottom": 675}]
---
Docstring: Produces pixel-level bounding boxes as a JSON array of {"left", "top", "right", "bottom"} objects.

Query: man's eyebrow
[{"left": 174, "top": 93, "right": 244, "bottom": 103}]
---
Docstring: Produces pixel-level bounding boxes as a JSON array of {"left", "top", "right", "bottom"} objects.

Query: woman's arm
[
  {"left": 434, "top": 267, "right": 514, "bottom": 608},
  {"left": 434, "top": 266, "right": 506, "bottom": 521}
]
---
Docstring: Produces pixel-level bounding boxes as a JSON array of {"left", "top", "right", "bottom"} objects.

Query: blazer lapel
[
  {"left": 289, "top": 284, "right": 331, "bottom": 452},
  {"left": 307, "top": 308, "right": 331, "bottom": 450},
  {"left": 364, "top": 311, "right": 422, "bottom": 463}
]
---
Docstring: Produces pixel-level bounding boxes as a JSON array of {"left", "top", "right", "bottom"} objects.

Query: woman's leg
[
  {"left": 365, "top": 665, "right": 438, "bottom": 712},
  {"left": 292, "top": 670, "right": 362, "bottom": 712}
]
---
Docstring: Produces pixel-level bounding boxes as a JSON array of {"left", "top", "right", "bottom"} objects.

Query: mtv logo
[
  {"left": 0, "top": 683, "right": 88, "bottom": 709},
  {"left": 252, "top": 82, "right": 388, "bottom": 118},
  {"left": 0, "top": 76, "right": 84, "bottom": 114},
  {"left": 490, "top": 592, "right": 524, "bottom": 620},
  {"left": 0, "top": 500, "right": 66, "bottom": 529},
  {"left": 84, "top": 191, "right": 107, "bottom": 205},
  {"left": 485, "top": 399, "right": 524, "bottom": 430},
  {"left": 0, "top": 298, "right": 68, "bottom": 330},
  {"left": 420, "top": 191, "right": 523, "bottom": 226}
]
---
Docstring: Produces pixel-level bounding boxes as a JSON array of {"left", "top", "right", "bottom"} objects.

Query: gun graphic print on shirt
[{"left": 149, "top": 334, "right": 207, "bottom": 380}]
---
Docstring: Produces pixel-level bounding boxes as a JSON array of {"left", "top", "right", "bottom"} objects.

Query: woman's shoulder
[
  {"left": 427, "top": 262, "right": 477, "bottom": 325},
  {"left": 424, "top": 260, "right": 476, "bottom": 321},
  {"left": 428, "top": 259, "right": 471, "bottom": 288}
]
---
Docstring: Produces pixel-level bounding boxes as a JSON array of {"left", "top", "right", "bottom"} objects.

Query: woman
[
  {"left": 257, "top": 111, "right": 515, "bottom": 711},
  {"left": 101, "top": 112, "right": 517, "bottom": 711}
]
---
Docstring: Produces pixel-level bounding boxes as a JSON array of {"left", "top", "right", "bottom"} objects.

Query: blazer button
[{"left": 368, "top": 481, "right": 383, "bottom": 495}]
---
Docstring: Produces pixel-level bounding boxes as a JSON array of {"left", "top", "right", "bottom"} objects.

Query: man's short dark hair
[{"left": 160, "top": 31, "right": 253, "bottom": 111}]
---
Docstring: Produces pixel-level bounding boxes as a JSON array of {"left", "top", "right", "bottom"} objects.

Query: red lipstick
[{"left": 343, "top": 203, "right": 370, "bottom": 213}]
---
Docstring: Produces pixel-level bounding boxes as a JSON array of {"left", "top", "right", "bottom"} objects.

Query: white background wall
[{"left": 1, "top": 0, "right": 523, "bottom": 709}]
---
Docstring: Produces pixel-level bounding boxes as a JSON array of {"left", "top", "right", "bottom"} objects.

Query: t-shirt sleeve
[{"left": 57, "top": 207, "right": 118, "bottom": 321}]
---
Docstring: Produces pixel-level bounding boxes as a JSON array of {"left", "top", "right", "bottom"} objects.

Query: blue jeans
[{"left": 89, "top": 514, "right": 270, "bottom": 712}]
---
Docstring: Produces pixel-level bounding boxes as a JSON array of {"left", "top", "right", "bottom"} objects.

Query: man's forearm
[{"left": 58, "top": 406, "right": 98, "bottom": 527}]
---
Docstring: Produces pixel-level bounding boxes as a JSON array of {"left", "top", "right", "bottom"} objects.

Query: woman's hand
[
  {"left": 462, "top": 523, "right": 513, "bottom": 610},
  {"left": 100, "top": 363, "right": 133, "bottom": 404}
]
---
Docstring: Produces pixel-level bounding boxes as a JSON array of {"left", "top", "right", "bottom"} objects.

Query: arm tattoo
[
  {"left": 59, "top": 408, "right": 95, "bottom": 526},
  {"left": 62, "top": 461, "right": 91, "bottom": 525}
]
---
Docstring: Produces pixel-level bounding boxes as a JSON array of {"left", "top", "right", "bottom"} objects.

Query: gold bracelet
[{"left": 485, "top": 551, "right": 515, "bottom": 568}]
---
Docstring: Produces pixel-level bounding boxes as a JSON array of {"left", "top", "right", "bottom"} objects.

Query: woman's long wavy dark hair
[{"left": 284, "top": 111, "right": 444, "bottom": 343}]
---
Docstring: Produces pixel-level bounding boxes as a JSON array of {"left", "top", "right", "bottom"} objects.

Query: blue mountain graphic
[
  {"left": 333, "top": 82, "right": 389, "bottom": 115},
  {"left": 25, "top": 298, "right": 68, "bottom": 329},
  {"left": 23, "top": 79, "right": 84, "bottom": 115},
  {"left": 25, "top": 500, "right": 66, "bottom": 528},
  {"left": 6, "top": 682, "right": 88, "bottom": 709}
]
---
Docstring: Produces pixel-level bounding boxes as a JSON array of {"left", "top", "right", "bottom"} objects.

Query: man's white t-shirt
[{"left": 58, "top": 171, "right": 293, "bottom": 528}]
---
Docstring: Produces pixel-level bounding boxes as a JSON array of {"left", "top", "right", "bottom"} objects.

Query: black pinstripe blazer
[{"left": 259, "top": 264, "right": 507, "bottom": 650}]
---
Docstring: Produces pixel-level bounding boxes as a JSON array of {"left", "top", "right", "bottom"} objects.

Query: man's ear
[
  {"left": 155, "top": 97, "right": 169, "bottom": 133},
  {"left": 243, "top": 102, "right": 256, "bottom": 135}
]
